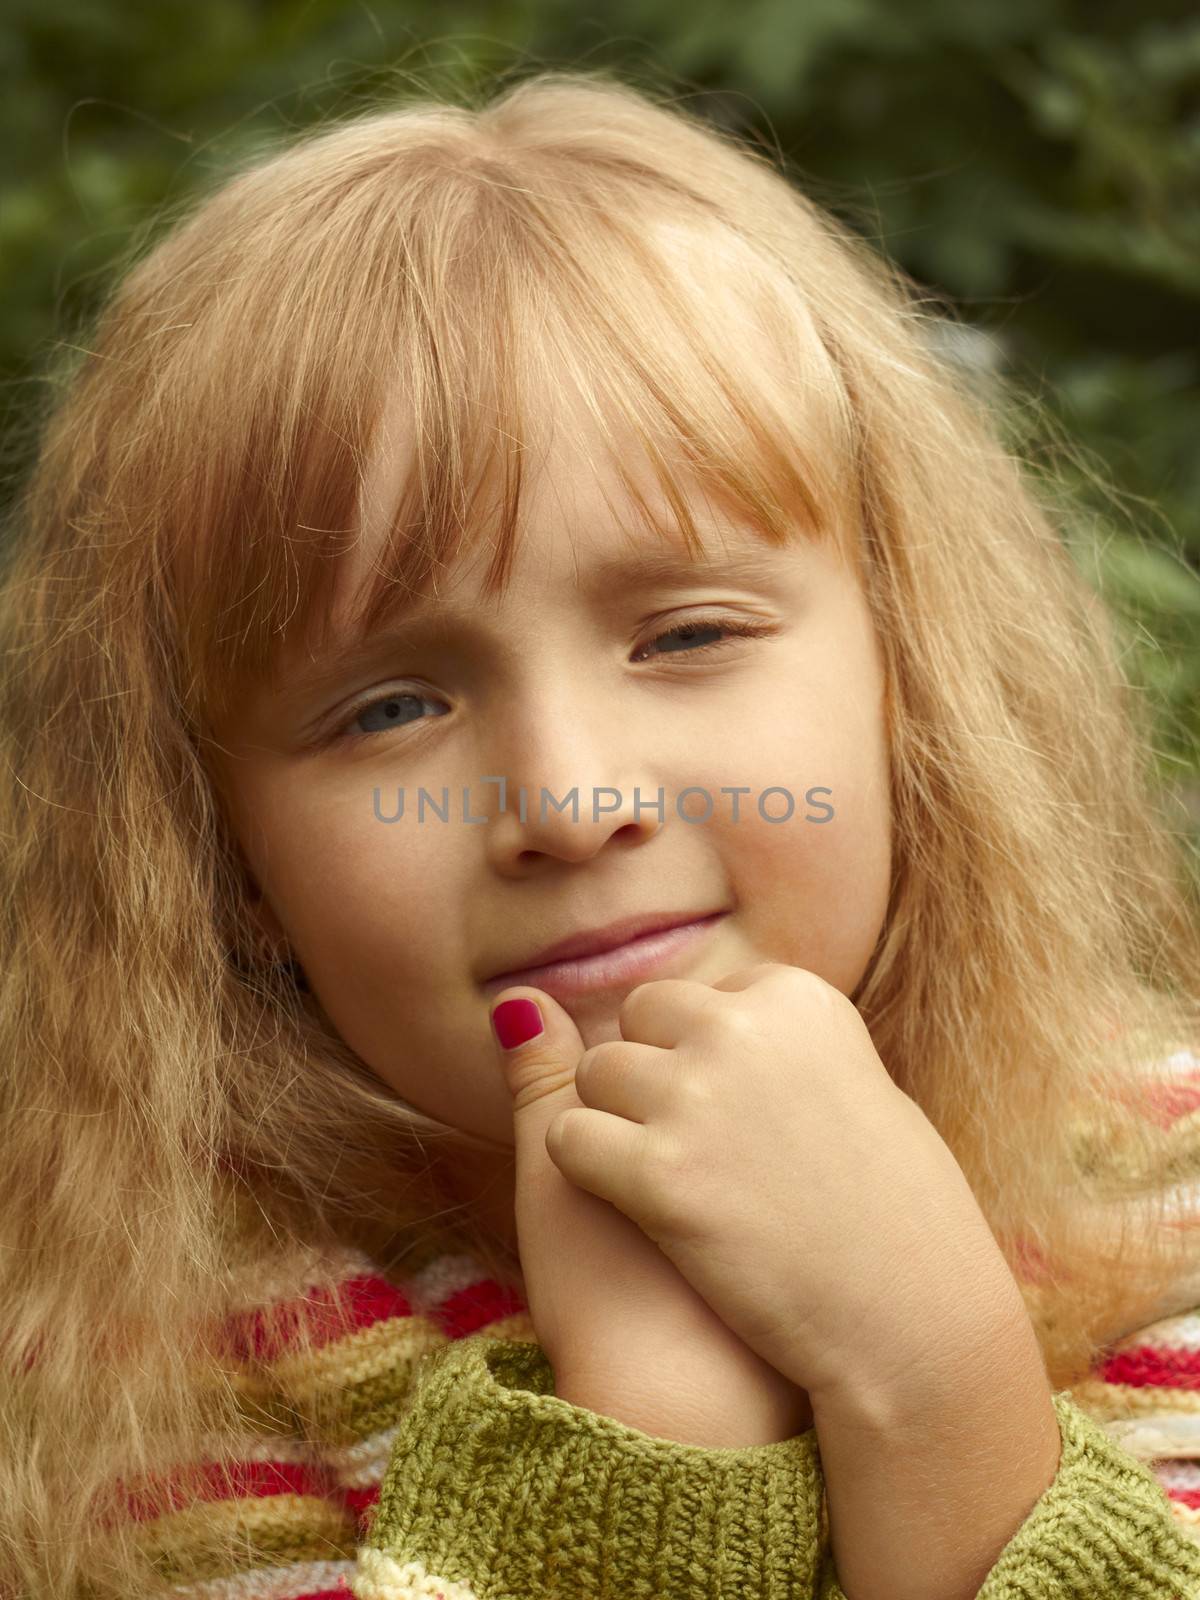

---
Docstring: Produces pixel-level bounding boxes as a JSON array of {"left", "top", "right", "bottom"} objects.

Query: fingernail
[{"left": 491, "top": 998, "right": 544, "bottom": 1050}]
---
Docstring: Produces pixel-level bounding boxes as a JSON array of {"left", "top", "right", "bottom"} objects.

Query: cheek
[
  {"left": 259, "top": 791, "right": 508, "bottom": 1134},
  {"left": 712, "top": 664, "right": 891, "bottom": 996},
  {"left": 714, "top": 792, "right": 890, "bottom": 996},
  {"left": 255, "top": 788, "right": 462, "bottom": 1018}
]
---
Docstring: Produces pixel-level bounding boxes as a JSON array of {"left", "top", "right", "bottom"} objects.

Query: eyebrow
[{"left": 279, "top": 544, "right": 791, "bottom": 703}]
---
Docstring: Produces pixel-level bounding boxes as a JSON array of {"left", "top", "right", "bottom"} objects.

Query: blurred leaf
[{"left": 1092, "top": 537, "right": 1200, "bottom": 618}]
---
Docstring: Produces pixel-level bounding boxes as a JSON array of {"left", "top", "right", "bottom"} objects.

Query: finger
[
  {"left": 574, "top": 1038, "right": 675, "bottom": 1122},
  {"left": 616, "top": 976, "right": 725, "bottom": 1049},
  {"left": 545, "top": 1103, "right": 663, "bottom": 1222}
]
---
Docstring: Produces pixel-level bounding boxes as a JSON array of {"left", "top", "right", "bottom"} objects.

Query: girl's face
[{"left": 210, "top": 401, "right": 893, "bottom": 1255}]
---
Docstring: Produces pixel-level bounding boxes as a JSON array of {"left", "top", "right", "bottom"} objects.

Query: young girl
[{"left": 2, "top": 64, "right": 1199, "bottom": 1600}]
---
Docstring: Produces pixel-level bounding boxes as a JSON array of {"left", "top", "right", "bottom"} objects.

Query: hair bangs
[{"left": 166, "top": 127, "right": 859, "bottom": 742}]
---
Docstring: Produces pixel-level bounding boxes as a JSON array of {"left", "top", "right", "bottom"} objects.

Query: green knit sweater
[{"left": 351, "top": 1329, "right": 1200, "bottom": 1599}]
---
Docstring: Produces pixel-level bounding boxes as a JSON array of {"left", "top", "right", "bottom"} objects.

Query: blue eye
[
  {"left": 340, "top": 692, "right": 450, "bottom": 742},
  {"left": 330, "top": 614, "right": 774, "bottom": 744}
]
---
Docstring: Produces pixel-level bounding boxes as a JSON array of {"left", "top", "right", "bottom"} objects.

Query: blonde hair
[{"left": 2, "top": 63, "right": 1198, "bottom": 1599}]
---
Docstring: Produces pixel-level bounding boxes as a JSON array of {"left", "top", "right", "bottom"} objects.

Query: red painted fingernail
[{"left": 491, "top": 998, "right": 544, "bottom": 1050}]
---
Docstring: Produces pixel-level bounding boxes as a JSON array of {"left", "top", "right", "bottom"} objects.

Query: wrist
[
  {"left": 554, "top": 1371, "right": 813, "bottom": 1447},
  {"left": 809, "top": 1283, "right": 1047, "bottom": 1438}
]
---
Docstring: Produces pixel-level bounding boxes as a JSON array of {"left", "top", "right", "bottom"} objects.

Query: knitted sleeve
[
  {"left": 816, "top": 1387, "right": 1200, "bottom": 1600},
  {"left": 351, "top": 1331, "right": 1200, "bottom": 1600}
]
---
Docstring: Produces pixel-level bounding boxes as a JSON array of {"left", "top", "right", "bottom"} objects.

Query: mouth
[{"left": 479, "top": 911, "right": 729, "bottom": 1001}]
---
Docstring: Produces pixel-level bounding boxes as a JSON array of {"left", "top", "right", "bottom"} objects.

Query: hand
[
  {"left": 528, "top": 962, "right": 1027, "bottom": 1419},
  {"left": 489, "top": 985, "right": 814, "bottom": 1446}
]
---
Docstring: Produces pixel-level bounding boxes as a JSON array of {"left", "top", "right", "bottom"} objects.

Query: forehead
[{"left": 324, "top": 372, "right": 844, "bottom": 652}]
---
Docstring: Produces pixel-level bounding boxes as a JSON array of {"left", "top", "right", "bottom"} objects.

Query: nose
[
  {"left": 483, "top": 775, "right": 665, "bottom": 868},
  {"left": 474, "top": 684, "right": 665, "bottom": 869}
]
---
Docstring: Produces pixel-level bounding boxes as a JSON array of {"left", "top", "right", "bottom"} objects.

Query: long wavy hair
[{"left": 2, "top": 64, "right": 1198, "bottom": 1600}]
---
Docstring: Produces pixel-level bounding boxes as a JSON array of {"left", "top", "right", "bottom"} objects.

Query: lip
[
  {"left": 484, "top": 907, "right": 727, "bottom": 978},
  {"left": 480, "top": 911, "right": 729, "bottom": 1001}
]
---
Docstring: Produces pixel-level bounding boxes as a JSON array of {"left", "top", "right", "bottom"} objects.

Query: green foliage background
[{"left": 1, "top": 1, "right": 1197, "bottom": 881}]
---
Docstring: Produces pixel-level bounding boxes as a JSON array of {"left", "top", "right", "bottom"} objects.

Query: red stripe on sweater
[
  {"left": 114, "top": 1458, "right": 343, "bottom": 1524},
  {"left": 1115, "top": 1069, "right": 1200, "bottom": 1131},
  {"left": 1095, "top": 1067, "right": 1200, "bottom": 1131},
  {"left": 220, "top": 1274, "right": 415, "bottom": 1362},
  {"left": 433, "top": 1276, "right": 529, "bottom": 1339},
  {"left": 217, "top": 1265, "right": 529, "bottom": 1364},
  {"left": 111, "top": 1458, "right": 385, "bottom": 1537},
  {"left": 1138, "top": 1071, "right": 1200, "bottom": 1129},
  {"left": 1100, "top": 1345, "right": 1200, "bottom": 1389},
  {"left": 341, "top": 1482, "right": 381, "bottom": 1529}
]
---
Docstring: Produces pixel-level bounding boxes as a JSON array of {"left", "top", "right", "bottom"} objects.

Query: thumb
[
  {"left": 489, "top": 985, "right": 587, "bottom": 1138},
  {"left": 488, "top": 986, "right": 656, "bottom": 1380}
]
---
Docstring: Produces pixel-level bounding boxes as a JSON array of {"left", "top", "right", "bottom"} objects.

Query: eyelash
[{"left": 329, "top": 614, "right": 777, "bottom": 744}]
